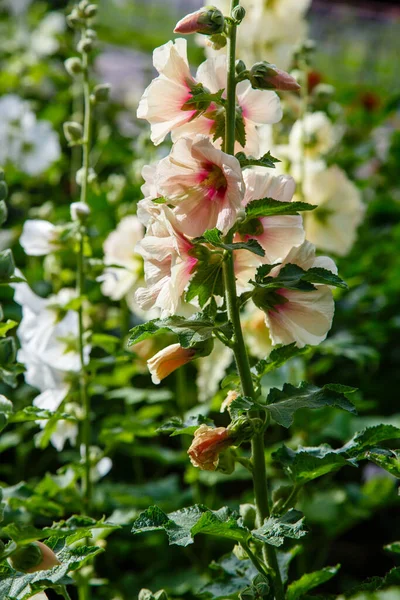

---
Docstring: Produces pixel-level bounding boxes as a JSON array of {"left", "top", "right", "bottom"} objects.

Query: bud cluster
[{"left": 67, "top": 0, "right": 98, "bottom": 29}]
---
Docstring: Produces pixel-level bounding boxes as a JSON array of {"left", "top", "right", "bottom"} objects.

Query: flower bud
[
  {"left": 66, "top": 9, "right": 82, "bottom": 28},
  {"left": 78, "top": 36, "right": 94, "bottom": 54},
  {"left": 71, "top": 201, "right": 91, "bottom": 222},
  {"left": 235, "top": 59, "right": 247, "bottom": 75},
  {"left": 239, "top": 503, "right": 256, "bottom": 529},
  {"left": 91, "top": 84, "right": 111, "bottom": 104},
  {"left": 174, "top": 6, "right": 224, "bottom": 36},
  {"left": 188, "top": 424, "right": 233, "bottom": 471},
  {"left": 249, "top": 62, "right": 301, "bottom": 92},
  {"left": 138, "top": 591, "right": 154, "bottom": 600},
  {"left": 9, "top": 542, "right": 60, "bottom": 573},
  {"left": 147, "top": 338, "right": 213, "bottom": 384},
  {"left": 76, "top": 167, "right": 97, "bottom": 186},
  {"left": 232, "top": 5, "right": 246, "bottom": 22},
  {"left": 85, "top": 28, "right": 97, "bottom": 40},
  {"left": 63, "top": 121, "right": 83, "bottom": 145},
  {"left": 84, "top": 3, "right": 98, "bottom": 18},
  {"left": 208, "top": 33, "right": 227, "bottom": 50},
  {"left": 65, "top": 57, "right": 83, "bottom": 77}
]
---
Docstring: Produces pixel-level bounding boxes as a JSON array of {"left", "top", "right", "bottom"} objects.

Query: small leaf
[
  {"left": 366, "top": 448, "right": 400, "bottom": 478},
  {"left": 186, "top": 260, "right": 224, "bottom": 307},
  {"left": 251, "top": 509, "right": 307, "bottom": 547},
  {"left": 158, "top": 414, "right": 214, "bottom": 436},
  {"left": 132, "top": 505, "right": 250, "bottom": 547},
  {"left": 200, "top": 229, "right": 265, "bottom": 257},
  {"left": 286, "top": 564, "right": 340, "bottom": 600},
  {"left": 266, "top": 382, "right": 357, "bottom": 428},
  {"left": 0, "top": 320, "right": 17, "bottom": 338},
  {"left": 245, "top": 198, "right": 316, "bottom": 220},
  {"left": 252, "top": 344, "right": 310, "bottom": 378},
  {"left": 228, "top": 396, "right": 266, "bottom": 420},
  {"left": 236, "top": 151, "right": 280, "bottom": 169},
  {"left": 273, "top": 445, "right": 354, "bottom": 484},
  {"left": 199, "top": 554, "right": 258, "bottom": 599},
  {"left": 0, "top": 395, "right": 13, "bottom": 434}
]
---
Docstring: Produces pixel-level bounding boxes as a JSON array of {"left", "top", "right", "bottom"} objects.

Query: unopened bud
[
  {"left": 85, "top": 28, "right": 97, "bottom": 40},
  {"left": 84, "top": 3, "right": 97, "bottom": 18},
  {"left": 174, "top": 6, "right": 224, "bottom": 35},
  {"left": 63, "top": 121, "right": 83, "bottom": 145},
  {"left": 76, "top": 167, "right": 97, "bottom": 186},
  {"left": 65, "top": 57, "right": 83, "bottom": 77},
  {"left": 66, "top": 9, "right": 81, "bottom": 28},
  {"left": 235, "top": 59, "right": 247, "bottom": 74},
  {"left": 9, "top": 542, "right": 60, "bottom": 573},
  {"left": 239, "top": 503, "right": 256, "bottom": 529},
  {"left": 221, "top": 390, "right": 238, "bottom": 413},
  {"left": 249, "top": 62, "right": 301, "bottom": 92},
  {"left": 71, "top": 201, "right": 91, "bottom": 222},
  {"left": 233, "top": 543, "right": 248, "bottom": 561},
  {"left": 91, "top": 84, "right": 111, "bottom": 104},
  {"left": 78, "top": 0, "right": 90, "bottom": 11},
  {"left": 232, "top": 5, "right": 246, "bottom": 22},
  {"left": 77, "top": 37, "right": 94, "bottom": 54}
]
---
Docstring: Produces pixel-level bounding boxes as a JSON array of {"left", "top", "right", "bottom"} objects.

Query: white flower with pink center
[
  {"left": 156, "top": 134, "right": 244, "bottom": 237},
  {"left": 137, "top": 38, "right": 197, "bottom": 145},
  {"left": 135, "top": 204, "right": 198, "bottom": 316},
  {"left": 172, "top": 55, "right": 282, "bottom": 155},
  {"left": 261, "top": 241, "right": 337, "bottom": 348}
]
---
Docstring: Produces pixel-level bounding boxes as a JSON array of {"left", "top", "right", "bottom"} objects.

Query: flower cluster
[{"left": 0, "top": 95, "right": 60, "bottom": 176}]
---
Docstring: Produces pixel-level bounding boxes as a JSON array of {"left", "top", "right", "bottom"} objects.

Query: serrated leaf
[
  {"left": 0, "top": 540, "right": 103, "bottom": 600},
  {"left": 273, "top": 445, "right": 354, "bottom": 484},
  {"left": 236, "top": 151, "right": 280, "bottom": 169},
  {"left": 235, "top": 112, "right": 246, "bottom": 148},
  {"left": 253, "top": 262, "right": 347, "bottom": 292},
  {"left": 251, "top": 509, "right": 307, "bottom": 547},
  {"left": 252, "top": 344, "right": 310, "bottom": 378},
  {"left": 186, "top": 260, "right": 224, "bottom": 307},
  {"left": 132, "top": 505, "right": 250, "bottom": 547},
  {"left": 158, "top": 414, "right": 214, "bottom": 436},
  {"left": 286, "top": 564, "right": 340, "bottom": 600},
  {"left": 266, "top": 382, "right": 357, "bottom": 428},
  {"left": 201, "top": 229, "right": 265, "bottom": 257},
  {"left": 1, "top": 516, "right": 119, "bottom": 544},
  {"left": 245, "top": 198, "right": 316, "bottom": 220},
  {"left": 343, "top": 425, "right": 400, "bottom": 457},
  {"left": 302, "top": 267, "right": 348, "bottom": 289},
  {"left": 228, "top": 396, "right": 266, "bottom": 420},
  {"left": 0, "top": 395, "right": 13, "bottom": 434},
  {"left": 366, "top": 448, "right": 400, "bottom": 478},
  {"left": 199, "top": 554, "right": 258, "bottom": 599}
]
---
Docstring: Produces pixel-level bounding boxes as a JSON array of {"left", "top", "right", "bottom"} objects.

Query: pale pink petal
[{"left": 237, "top": 82, "right": 282, "bottom": 125}]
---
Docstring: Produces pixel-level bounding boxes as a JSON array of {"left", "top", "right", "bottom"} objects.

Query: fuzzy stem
[
  {"left": 78, "top": 49, "right": 93, "bottom": 514},
  {"left": 222, "top": 3, "right": 284, "bottom": 598}
]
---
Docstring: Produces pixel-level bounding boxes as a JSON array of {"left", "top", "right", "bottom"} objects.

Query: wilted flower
[
  {"left": 303, "top": 165, "right": 365, "bottom": 256},
  {"left": 137, "top": 39, "right": 198, "bottom": 145},
  {"left": 188, "top": 424, "right": 233, "bottom": 470},
  {"left": 221, "top": 390, "right": 238, "bottom": 413},
  {"left": 20, "top": 220, "right": 61, "bottom": 256},
  {"left": 156, "top": 134, "right": 244, "bottom": 236},
  {"left": 147, "top": 340, "right": 214, "bottom": 384}
]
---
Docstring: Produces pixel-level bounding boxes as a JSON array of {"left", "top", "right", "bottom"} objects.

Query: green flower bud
[
  {"left": 65, "top": 57, "right": 83, "bottom": 77},
  {"left": 154, "top": 590, "right": 168, "bottom": 600},
  {"left": 91, "top": 84, "right": 111, "bottom": 104},
  {"left": 66, "top": 9, "right": 82, "bottom": 29},
  {"left": 84, "top": 3, "right": 98, "bottom": 18},
  {"left": 239, "top": 503, "right": 256, "bottom": 529},
  {"left": 85, "top": 28, "right": 97, "bottom": 40},
  {"left": 232, "top": 5, "right": 246, "bottom": 22},
  {"left": 63, "top": 121, "right": 83, "bottom": 145},
  {"left": 138, "top": 590, "right": 154, "bottom": 600},
  {"left": 233, "top": 543, "right": 248, "bottom": 561},
  {"left": 71, "top": 201, "right": 91, "bottom": 222},
  {"left": 208, "top": 33, "right": 227, "bottom": 50},
  {"left": 77, "top": 37, "right": 94, "bottom": 54},
  {"left": 235, "top": 59, "right": 247, "bottom": 74}
]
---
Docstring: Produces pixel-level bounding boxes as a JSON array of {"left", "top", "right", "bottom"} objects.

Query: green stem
[
  {"left": 59, "top": 585, "right": 73, "bottom": 600},
  {"left": 242, "top": 541, "right": 270, "bottom": 579},
  {"left": 222, "top": 3, "right": 284, "bottom": 599},
  {"left": 77, "top": 49, "right": 93, "bottom": 514},
  {"left": 297, "top": 58, "right": 309, "bottom": 202}
]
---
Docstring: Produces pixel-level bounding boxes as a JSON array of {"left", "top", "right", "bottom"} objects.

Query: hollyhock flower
[
  {"left": 188, "top": 424, "right": 233, "bottom": 470},
  {"left": 156, "top": 134, "right": 244, "bottom": 236},
  {"left": 303, "top": 165, "right": 365, "bottom": 256},
  {"left": 137, "top": 38, "right": 198, "bottom": 145},
  {"left": 289, "top": 112, "right": 338, "bottom": 162},
  {"left": 20, "top": 219, "right": 61, "bottom": 256},
  {"left": 135, "top": 205, "right": 198, "bottom": 316},
  {"left": 172, "top": 55, "right": 282, "bottom": 156},
  {"left": 100, "top": 215, "right": 146, "bottom": 308},
  {"left": 147, "top": 343, "right": 197, "bottom": 384},
  {"left": 259, "top": 241, "right": 337, "bottom": 348},
  {"left": 30, "top": 12, "right": 65, "bottom": 57}
]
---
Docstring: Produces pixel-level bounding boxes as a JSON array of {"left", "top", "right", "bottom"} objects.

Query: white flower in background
[
  {"left": 13, "top": 279, "right": 90, "bottom": 451},
  {"left": 241, "top": 301, "right": 273, "bottom": 360},
  {"left": 156, "top": 134, "right": 244, "bottom": 236},
  {"left": 288, "top": 112, "right": 338, "bottom": 162},
  {"left": 135, "top": 204, "right": 198, "bottom": 317},
  {"left": 0, "top": 95, "right": 60, "bottom": 176},
  {"left": 2, "top": 0, "right": 32, "bottom": 15},
  {"left": 100, "top": 216, "right": 146, "bottom": 310},
  {"left": 303, "top": 165, "right": 365, "bottom": 256},
  {"left": 203, "top": 0, "right": 311, "bottom": 71},
  {"left": 196, "top": 339, "right": 233, "bottom": 402},
  {"left": 137, "top": 38, "right": 198, "bottom": 145},
  {"left": 259, "top": 241, "right": 337, "bottom": 348},
  {"left": 20, "top": 219, "right": 61, "bottom": 256},
  {"left": 30, "top": 12, "right": 65, "bottom": 57},
  {"left": 172, "top": 55, "right": 282, "bottom": 156},
  {"left": 80, "top": 445, "right": 112, "bottom": 482}
]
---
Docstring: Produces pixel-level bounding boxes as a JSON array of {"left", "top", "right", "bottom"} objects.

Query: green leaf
[
  {"left": 344, "top": 425, "right": 400, "bottom": 458},
  {"left": 199, "top": 554, "right": 258, "bottom": 599},
  {"left": 182, "top": 84, "right": 225, "bottom": 114},
  {"left": 302, "top": 267, "right": 348, "bottom": 289},
  {"left": 286, "top": 564, "right": 340, "bottom": 600},
  {"left": 253, "top": 263, "right": 347, "bottom": 292},
  {"left": 0, "top": 249, "right": 15, "bottom": 284},
  {"left": 236, "top": 151, "right": 280, "bottom": 169},
  {"left": 201, "top": 228, "right": 265, "bottom": 257},
  {"left": 132, "top": 505, "right": 250, "bottom": 547},
  {"left": 158, "top": 414, "right": 214, "bottom": 436},
  {"left": 0, "top": 395, "right": 13, "bottom": 434},
  {"left": 251, "top": 509, "right": 307, "bottom": 547},
  {"left": 0, "top": 540, "right": 103, "bottom": 600},
  {"left": 245, "top": 198, "right": 316, "bottom": 220},
  {"left": 385, "top": 542, "right": 400, "bottom": 554},
  {"left": 228, "top": 395, "right": 266, "bottom": 420},
  {"left": 186, "top": 259, "right": 224, "bottom": 307},
  {"left": 266, "top": 382, "right": 357, "bottom": 428},
  {"left": 235, "top": 112, "right": 246, "bottom": 148},
  {"left": 366, "top": 448, "right": 400, "bottom": 478},
  {"left": 0, "top": 200, "right": 7, "bottom": 226},
  {"left": 0, "top": 320, "right": 17, "bottom": 337},
  {"left": 91, "top": 333, "right": 120, "bottom": 353},
  {"left": 273, "top": 445, "right": 354, "bottom": 484},
  {"left": 252, "top": 344, "right": 310, "bottom": 378}
]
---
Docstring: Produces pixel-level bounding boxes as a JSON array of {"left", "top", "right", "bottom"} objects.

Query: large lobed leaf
[{"left": 252, "top": 509, "right": 307, "bottom": 547}]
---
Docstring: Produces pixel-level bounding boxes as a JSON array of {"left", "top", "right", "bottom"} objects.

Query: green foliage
[
  {"left": 286, "top": 564, "right": 340, "bottom": 600},
  {"left": 235, "top": 151, "right": 280, "bottom": 169},
  {"left": 251, "top": 510, "right": 307, "bottom": 547},
  {"left": 158, "top": 414, "right": 214, "bottom": 436},
  {"left": 199, "top": 554, "right": 258, "bottom": 599},
  {"left": 200, "top": 228, "right": 265, "bottom": 257},
  {"left": 244, "top": 198, "right": 316, "bottom": 221}
]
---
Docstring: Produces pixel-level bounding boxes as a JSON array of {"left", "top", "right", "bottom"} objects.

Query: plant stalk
[{"left": 222, "top": 3, "right": 284, "bottom": 598}]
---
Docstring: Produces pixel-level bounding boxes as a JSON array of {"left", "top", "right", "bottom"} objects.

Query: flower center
[{"left": 199, "top": 163, "right": 227, "bottom": 201}]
